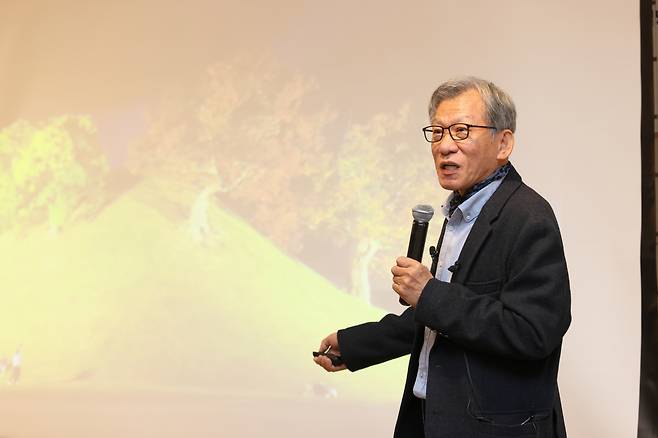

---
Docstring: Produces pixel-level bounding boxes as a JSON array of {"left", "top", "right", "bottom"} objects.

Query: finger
[
  {"left": 396, "top": 256, "right": 418, "bottom": 268},
  {"left": 394, "top": 274, "right": 410, "bottom": 286},
  {"left": 391, "top": 265, "right": 406, "bottom": 276},
  {"left": 315, "top": 356, "right": 331, "bottom": 371},
  {"left": 319, "top": 335, "right": 333, "bottom": 352},
  {"left": 325, "top": 358, "right": 347, "bottom": 372},
  {"left": 316, "top": 355, "right": 335, "bottom": 372}
]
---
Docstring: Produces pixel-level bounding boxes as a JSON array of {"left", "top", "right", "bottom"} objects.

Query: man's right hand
[{"left": 313, "top": 332, "right": 347, "bottom": 372}]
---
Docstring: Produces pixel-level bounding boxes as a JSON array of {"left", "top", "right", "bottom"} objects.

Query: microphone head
[{"left": 412, "top": 204, "right": 434, "bottom": 223}]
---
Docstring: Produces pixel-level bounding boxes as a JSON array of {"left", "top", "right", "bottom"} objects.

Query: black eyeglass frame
[{"left": 422, "top": 123, "right": 497, "bottom": 143}]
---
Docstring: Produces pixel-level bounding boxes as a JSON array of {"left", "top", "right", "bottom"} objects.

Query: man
[{"left": 314, "top": 77, "right": 571, "bottom": 437}]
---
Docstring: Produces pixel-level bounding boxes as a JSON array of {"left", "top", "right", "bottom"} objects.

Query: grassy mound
[{"left": 0, "top": 180, "right": 407, "bottom": 401}]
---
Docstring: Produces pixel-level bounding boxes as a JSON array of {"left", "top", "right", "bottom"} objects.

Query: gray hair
[{"left": 428, "top": 77, "right": 517, "bottom": 132}]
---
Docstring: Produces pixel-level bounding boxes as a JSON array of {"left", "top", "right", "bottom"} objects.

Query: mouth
[{"left": 440, "top": 162, "right": 460, "bottom": 171}]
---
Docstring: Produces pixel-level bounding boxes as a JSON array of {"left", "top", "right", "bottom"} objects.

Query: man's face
[{"left": 431, "top": 89, "right": 512, "bottom": 195}]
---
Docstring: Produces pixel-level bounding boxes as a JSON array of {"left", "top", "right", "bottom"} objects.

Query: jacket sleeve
[
  {"left": 414, "top": 213, "right": 572, "bottom": 360},
  {"left": 337, "top": 307, "right": 416, "bottom": 371}
]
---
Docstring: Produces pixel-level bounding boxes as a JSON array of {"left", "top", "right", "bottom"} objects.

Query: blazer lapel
[{"left": 450, "top": 164, "right": 523, "bottom": 283}]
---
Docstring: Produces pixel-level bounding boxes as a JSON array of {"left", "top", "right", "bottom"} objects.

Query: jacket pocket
[
  {"left": 464, "top": 279, "right": 501, "bottom": 295},
  {"left": 467, "top": 401, "right": 547, "bottom": 437},
  {"left": 474, "top": 420, "right": 537, "bottom": 437}
]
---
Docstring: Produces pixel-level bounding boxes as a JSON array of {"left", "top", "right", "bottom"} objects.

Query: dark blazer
[{"left": 337, "top": 165, "right": 571, "bottom": 438}]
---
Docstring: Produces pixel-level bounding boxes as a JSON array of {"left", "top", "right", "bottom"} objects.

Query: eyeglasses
[{"left": 422, "top": 123, "right": 497, "bottom": 143}]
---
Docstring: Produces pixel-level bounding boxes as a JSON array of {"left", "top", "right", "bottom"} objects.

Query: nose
[{"left": 433, "top": 135, "right": 459, "bottom": 157}]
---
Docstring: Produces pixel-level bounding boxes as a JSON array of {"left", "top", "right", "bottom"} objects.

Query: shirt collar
[{"left": 441, "top": 175, "right": 506, "bottom": 223}]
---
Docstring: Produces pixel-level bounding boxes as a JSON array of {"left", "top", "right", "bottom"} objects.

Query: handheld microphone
[{"left": 400, "top": 204, "right": 435, "bottom": 306}]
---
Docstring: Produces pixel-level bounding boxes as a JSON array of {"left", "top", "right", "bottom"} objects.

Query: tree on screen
[
  {"left": 311, "top": 107, "right": 438, "bottom": 303},
  {"left": 0, "top": 116, "right": 109, "bottom": 235},
  {"left": 127, "top": 57, "right": 441, "bottom": 305},
  {"left": 129, "top": 57, "right": 334, "bottom": 250}
]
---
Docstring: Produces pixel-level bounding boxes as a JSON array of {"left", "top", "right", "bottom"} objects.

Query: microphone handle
[
  {"left": 400, "top": 220, "right": 429, "bottom": 306},
  {"left": 407, "top": 221, "right": 429, "bottom": 262}
]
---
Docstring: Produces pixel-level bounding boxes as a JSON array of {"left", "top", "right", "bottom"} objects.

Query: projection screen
[{"left": 0, "top": 1, "right": 641, "bottom": 437}]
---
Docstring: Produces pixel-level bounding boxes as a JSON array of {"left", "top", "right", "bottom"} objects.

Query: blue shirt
[{"left": 412, "top": 177, "right": 505, "bottom": 399}]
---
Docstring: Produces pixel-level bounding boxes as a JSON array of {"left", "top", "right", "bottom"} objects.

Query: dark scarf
[{"left": 448, "top": 162, "right": 512, "bottom": 216}]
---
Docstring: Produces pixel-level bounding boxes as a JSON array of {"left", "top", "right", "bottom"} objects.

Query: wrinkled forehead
[{"left": 431, "top": 89, "right": 486, "bottom": 125}]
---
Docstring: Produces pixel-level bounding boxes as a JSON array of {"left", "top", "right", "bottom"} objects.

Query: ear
[{"left": 496, "top": 129, "right": 515, "bottom": 162}]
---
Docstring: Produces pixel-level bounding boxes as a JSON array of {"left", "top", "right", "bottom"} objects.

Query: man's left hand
[{"left": 391, "top": 257, "right": 433, "bottom": 307}]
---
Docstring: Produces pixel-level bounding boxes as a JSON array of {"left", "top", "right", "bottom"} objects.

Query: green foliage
[
  {"left": 125, "top": 57, "right": 443, "bottom": 302},
  {"left": 313, "top": 106, "right": 442, "bottom": 297},
  {"left": 129, "top": 56, "right": 334, "bottom": 251},
  {"left": 0, "top": 116, "right": 109, "bottom": 234}
]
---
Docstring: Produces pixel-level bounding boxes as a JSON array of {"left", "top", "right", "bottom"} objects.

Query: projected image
[
  {"left": 0, "top": 50, "right": 439, "bottom": 435},
  {"left": 9, "top": 1, "right": 640, "bottom": 437}
]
